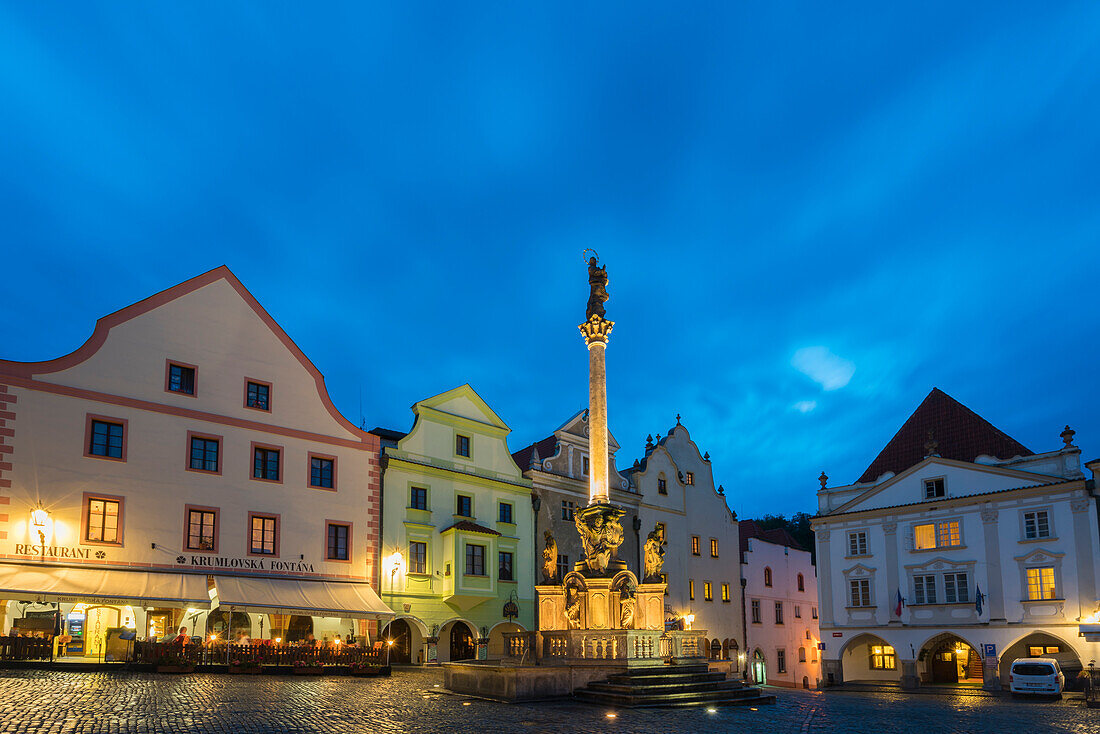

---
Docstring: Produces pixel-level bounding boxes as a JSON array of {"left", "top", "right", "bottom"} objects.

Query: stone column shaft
[{"left": 588, "top": 341, "right": 608, "bottom": 503}]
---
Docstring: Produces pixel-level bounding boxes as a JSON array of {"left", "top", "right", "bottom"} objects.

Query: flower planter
[
  {"left": 348, "top": 667, "right": 377, "bottom": 676},
  {"left": 229, "top": 666, "right": 263, "bottom": 675},
  {"left": 157, "top": 665, "right": 196, "bottom": 674},
  {"left": 293, "top": 666, "right": 324, "bottom": 675}
]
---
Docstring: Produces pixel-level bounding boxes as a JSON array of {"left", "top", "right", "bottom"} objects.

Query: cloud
[
  {"left": 792, "top": 400, "right": 817, "bottom": 413},
  {"left": 792, "top": 347, "right": 855, "bottom": 391}
]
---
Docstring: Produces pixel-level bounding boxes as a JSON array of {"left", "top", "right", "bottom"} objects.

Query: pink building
[{"left": 740, "top": 520, "right": 821, "bottom": 688}]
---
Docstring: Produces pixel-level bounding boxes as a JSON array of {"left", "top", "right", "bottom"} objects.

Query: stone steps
[{"left": 574, "top": 663, "right": 777, "bottom": 709}]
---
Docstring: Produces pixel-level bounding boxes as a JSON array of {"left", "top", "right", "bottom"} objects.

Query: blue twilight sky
[{"left": 2, "top": 3, "right": 1099, "bottom": 519}]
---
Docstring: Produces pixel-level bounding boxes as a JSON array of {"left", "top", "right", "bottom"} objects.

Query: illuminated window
[
  {"left": 710, "top": 538, "right": 718, "bottom": 558},
  {"left": 409, "top": 541, "right": 427, "bottom": 574},
  {"left": 870, "top": 645, "right": 896, "bottom": 670},
  {"left": 186, "top": 509, "right": 216, "bottom": 551},
  {"left": 1046, "top": 645, "right": 1060, "bottom": 654},
  {"left": 1028, "top": 645, "right": 1044, "bottom": 657},
  {"left": 914, "top": 521, "right": 961, "bottom": 550},
  {"left": 689, "top": 579, "right": 695, "bottom": 601},
  {"left": 86, "top": 498, "right": 121, "bottom": 544},
  {"left": 1026, "top": 567, "right": 1056, "bottom": 600},
  {"left": 937, "top": 521, "right": 961, "bottom": 547},
  {"left": 848, "top": 532, "right": 867, "bottom": 556},
  {"left": 704, "top": 582, "right": 713, "bottom": 602},
  {"left": 685, "top": 472, "right": 694, "bottom": 485},
  {"left": 692, "top": 536, "right": 700, "bottom": 556},
  {"left": 250, "top": 515, "right": 277, "bottom": 555},
  {"left": 721, "top": 583, "right": 730, "bottom": 602},
  {"left": 764, "top": 567, "right": 773, "bottom": 587}
]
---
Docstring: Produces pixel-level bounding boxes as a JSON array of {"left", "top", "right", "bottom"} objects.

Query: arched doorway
[
  {"left": 752, "top": 649, "right": 767, "bottom": 685},
  {"left": 841, "top": 633, "right": 900, "bottom": 683},
  {"left": 729, "top": 640, "right": 739, "bottom": 672},
  {"left": 999, "top": 632, "right": 1083, "bottom": 690},
  {"left": 919, "top": 634, "right": 981, "bottom": 686},
  {"left": 449, "top": 622, "right": 475, "bottom": 661},
  {"left": 383, "top": 619, "right": 413, "bottom": 664}
]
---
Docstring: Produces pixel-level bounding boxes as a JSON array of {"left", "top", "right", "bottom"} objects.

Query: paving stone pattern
[{"left": 0, "top": 668, "right": 1094, "bottom": 733}]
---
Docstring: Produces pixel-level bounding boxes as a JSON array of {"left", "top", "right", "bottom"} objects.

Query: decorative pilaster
[
  {"left": 980, "top": 505, "right": 1005, "bottom": 622},
  {"left": 883, "top": 520, "right": 901, "bottom": 625}
]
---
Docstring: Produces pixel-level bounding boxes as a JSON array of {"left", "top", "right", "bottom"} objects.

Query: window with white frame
[
  {"left": 913, "top": 574, "right": 936, "bottom": 604},
  {"left": 1026, "top": 567, "right": 1057, "bottom": 600},
  {"left": 923, "top": 478, "right": 945, "bottom": 499},
  {"left": 848, "top": 531, "right": 868, "bottom": 556},
  {"left": 914, "top": 520, "right": 961, "bottom": 550},
  {"left": 1022, "top": 510, "right": 1051, "bottom": 540},
  {"left": 849, "top": 578, "right": 871, "bottom": 607},
  {"left": 944, "top": 572, "right": 969, "bottom": 603}
]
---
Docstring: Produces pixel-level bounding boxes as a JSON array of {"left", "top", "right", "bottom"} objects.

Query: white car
[{"left": 1009, "top": 658, "right": 1064, "bottom": 697}]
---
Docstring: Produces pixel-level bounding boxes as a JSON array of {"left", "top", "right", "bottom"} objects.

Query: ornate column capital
[
  {"left": 981, "top": 507, "right": 998, "bottom": 524},
  {"left": 1071, "top": 497, "right": 1091, "bottom": 514},
  {"left": 817, "top": 529, "right": 831, "bottom": 542},
  {"left": 881, "top": 521, "right": 898, "bottom": 535},
  {"left": 579, "top": 315, "right": 614, "bottom": 347}
]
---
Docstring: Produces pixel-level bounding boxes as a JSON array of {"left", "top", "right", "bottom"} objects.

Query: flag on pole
[
  {"left": 894, "top": 588, "right": 903, "bottom": 617},
  {"left": 975, "top": 585, "right": 984, "bottom": 615}
]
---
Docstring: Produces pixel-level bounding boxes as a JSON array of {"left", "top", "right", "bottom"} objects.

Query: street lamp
[
  {"left": 386, "top": 551, "right": 404, "bottom": 593},
  {"left": 30, "top": 504, "right": 49, "bottom": 545},
  {"left": 386, "top": 638, "right": 395, "bottom": 667}
]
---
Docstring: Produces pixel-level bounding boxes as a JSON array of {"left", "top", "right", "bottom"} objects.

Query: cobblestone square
[{"left": 0, "top": 668, "right": 1094, "bottom": 734}]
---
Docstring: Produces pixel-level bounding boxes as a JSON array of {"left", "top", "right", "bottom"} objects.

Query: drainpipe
[
  {"left": 378, "top": 450, "right": 387, "bottom": 643},
  {"left": 740, "top": 576, "right": 749, "bottom": 682}
]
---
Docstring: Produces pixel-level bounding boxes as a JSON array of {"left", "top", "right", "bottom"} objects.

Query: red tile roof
[
  {"left": 857, "top": 388, "right": 1032, "bottom": 484},
  {"left": 439, "top": 520, "right": 501, "bottom": 536},
  {"left": 511, "top": 435, "right": 558, "bottom": 473}
]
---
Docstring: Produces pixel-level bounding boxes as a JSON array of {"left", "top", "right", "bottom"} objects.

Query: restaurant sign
[
  {"left": 176, "top": 554, "right": 315, "bottom": 573},
  {"left": 15, "top": 544, "right": 93, "bottom": 559}
]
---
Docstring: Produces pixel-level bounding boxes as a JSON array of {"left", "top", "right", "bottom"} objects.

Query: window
[
  {"left": 913, "top": 574, "right": 937, "bottom": 604},
  {"left": 849, "top": 578, "right": 871, "bottom": 607},
  {"left": 658, "top": 478, "right": 667, "bottom": 495},
  {"left": 691, "top": 536, "right": 700, "bottom": 555},
  {"left": 811, "top": 606, "right": 818, "bottom": 619},
  {"left": 794, "top": 605, "right": 802, "bottom": 618},
  {"left": 689, "top": 579, "right": 695, "bottom": 600},
  {"left": 411, "top": 487, "right": 428, "bottom": 511},
  {"left": 250, "top": 515, "right": 277, "bottom": 555},
  {"left": 86, "top": 497, "right": 121, "bottom": 544},
  {"left": 1028, "top": 645, "right": 1044, "bottom": 657},
  {"left": 252, "top": 446, "right": 281, "bottom": 481},
  {"left": 456, "top": 495, "right": 472, "bottom": 517},
  {"left": 465, "top": 544, "right": 485, "bottom": 576},
  {"left": 186, "top": 509, "right": 216, "bottom": 551},
  {"left": 775, "top": 601, "right": 784, "bottom": 624},
  {"left": 1046, "top": 645, "right": 1060, "bottom": 654},
  {"left": 310, "top": 456, "right": 335, "bottom": 489},
  {"left": 764, "top": 567, "right": 773, "bottom": 587},
  {"left": 409, "top": 541, "right": 427, "bottom": 574},
  {"left": 498, "top": 502, "right": 513, "bottom": 524},
  {"left": 685, "top": 471, "right": 694, "bottom": 485},
  {"left": 704, "top": 582, "right": 713, "bottom": 602},
  {"left": 848, "top": 531, "right": 867, "bottom": 556},
  {"left": 562, "top": 500, "right": 575, "bottom": 521},
  {"left": 455, "top": 434, "right": 470, "bottom": 457},
  {"left": 326, "top": 522, "right": 350, "bottom": 561},
  {"left": 751, "top": 599, "right": 761, "bottom": 624},
  {"left": 870, "top": 645, "right": 897, "bottom": 670},
  {"left": 710, "top": 538, "right": 719, "bottom": 558},
  {"left": 88, "top": 419, "right": 125, "bottom": 459},
  {"left": 721, "top": 583, "right": 730, "bottom": 602},
  {"left": 944, "top": 572, "right": 969, "bottom": 603},
  {"left": 1023, "top": 510, "right": 1051, "bottom": 540},
  {"left": 776, "top": 649, "right": 787, "bottom": 673},
  {"left": 797, "top": 573, "right": 804, "bottom": 592},
  {"left": 914, "top": 520, "right": 961, "bottom": 550},
  {"left": 798, "top": 647, "right": 807, "bottom": 662},
  {"left": 245, "top": 380, "right": 270, "bottom": 410},
  {"left": 499, "top": 551, "right": 514, "bottom": 581},
  {"left": 582, "top": 456, "right": 589, "bottom": 475},
  {"left": 166, "top": 362, "right": 196, "bottom": 395},
  {"left": 189, "top": 436, "right": 219, "bottom": 473},
  {"left": 557, "top": 554, "right": 569, "bottom": 579},
  {"left": 924, "top": 478, "right": 945, "bottom": 499},
  {"left": 1026, "top": 567, "right": 1057, "bottom": 600}
]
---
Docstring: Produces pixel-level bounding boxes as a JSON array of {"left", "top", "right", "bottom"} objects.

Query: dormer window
[
  {"left": 657, "top": 475, "right": 667, "bottom": 495},
  {"left": 685, "top": 471, "right": 694, "bottom": 485},
  {"left": 924, "top": 478, "right": 945, "bottom": 499}
]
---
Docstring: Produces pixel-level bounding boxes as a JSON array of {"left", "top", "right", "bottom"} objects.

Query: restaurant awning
[
  {"left": 0, "top": 564, "right": 211, "bottom": 609},
  {"left": 211, "top": 576, "right": 393, "bottom": 620}
]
